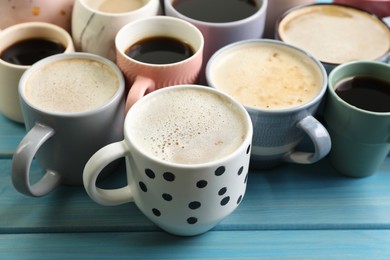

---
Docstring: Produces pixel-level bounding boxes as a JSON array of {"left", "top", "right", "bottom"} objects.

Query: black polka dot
[
  {"left": 246, "top": 144, "right": 251, "bottom": 154},
  {"left": 218, "top": 187, "right": 227, "bottom": 196},
  {"left": 163, "top": 172, "right": 175, "bottom": 182},
  {"left": 244, "top": 173, "right": 248, "bottom": 184},
  {"left": 162, "top": 193, "right": 172, "bottom": 201},
  {"left": 215, "top": 166, "right": 225, "bottom": 176},
  {"left": 220, "top": 196, "right": 230, "bottom": 206},
  {"left": 237, "top": 166, "right": 244, "bottom": 176},
  {"left": 196, "top": 180, "right": 208, "bottom": 188},
  {"left": 237, "top": 195, "right": 243, "bottom": 204},
  {"left": 145, "top": 169, "right": 155, "bottom": 179},
  {"left": 188, "top": 201, "right": 201, "bottom": 210},
  {"left": 152, "top": 208, "right": 161, "bottom": 216},
  {"left": 139, "top": 182, "right": 147, "bottom": 192},
  {"left": 187, "top": 217, "right": 198, "bottom": 224}
]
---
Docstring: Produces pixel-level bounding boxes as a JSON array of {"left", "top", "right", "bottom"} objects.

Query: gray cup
[
  {"left": 12, "top": 53, "right": 125, "bottom": 197},
  {"left": 206, "top": 39, "right": 331, "bottom": 169}
]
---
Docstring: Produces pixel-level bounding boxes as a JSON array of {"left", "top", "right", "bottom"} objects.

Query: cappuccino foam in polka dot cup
[{"left": 83, "top": 85, "right": 253, "bottom": 236}]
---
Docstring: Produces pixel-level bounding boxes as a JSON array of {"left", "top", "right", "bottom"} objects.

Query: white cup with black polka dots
[{"left": 83, "top": 85, "right": 253, "bottom": 236}]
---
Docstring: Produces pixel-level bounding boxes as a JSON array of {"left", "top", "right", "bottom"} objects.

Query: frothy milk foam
[
  {"left": 210, "top": 42, "right": 322, "bottom": 110},
  {"left": 129, "top": 88, "right": 247, "bottom": 164},
  {"left": 25, "top": 58, "right": 119, "bottom": 113},
  {"left": 97, "top": 0, "right": 144, "bottom": 13},
  {"left": 278, "top": 5, "right": 390, "bottom": 64}
]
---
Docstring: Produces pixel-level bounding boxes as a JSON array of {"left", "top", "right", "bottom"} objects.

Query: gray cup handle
[
  {"left": 284, "top": 115, "right": 331, "bottom": 164},
  {"left": 12, "top": 123, "right": 61, "bottom": 196}
]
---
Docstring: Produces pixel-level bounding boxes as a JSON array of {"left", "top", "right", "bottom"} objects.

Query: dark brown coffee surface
[
  {"left": 172, "top": 0, "right": 258, "bottom": 23},
  {"left": 335, "top": 75, "right": 390, "bottom": 113},
  {"left": 0, "top": 38, "right": 66, "bottom": 66},
  {"left": 125, "top": 36, "right": 194, "bottom": 64}
]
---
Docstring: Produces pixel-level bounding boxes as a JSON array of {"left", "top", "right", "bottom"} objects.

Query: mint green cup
[{"left": 324, "top": 61, "right": 390, "bottom": 178}]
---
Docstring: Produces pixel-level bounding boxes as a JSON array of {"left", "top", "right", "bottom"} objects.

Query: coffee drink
[
  {"left": 125, "top": 36, "right": 194, "bottom": 64},
  {"left": 0, "top": 38, "right": 66, "bottom": 66},
  {"left": 335, "top": 75, "right": 390, "bottom": 113},
  {"left": 97, "top": 0, "right": 144, "bottom": 13},
  {"left": 129, "top": 87, "right": 247, "bottom": 164},
  {"left": 172, "top": 0, "right": 259, "bottom": 23},
  {"left": 208, "top": 42, "right": 323, "bottom": 110},
  {"left": 278, "top": 4, "right": 390, "bottom": 64},
  {"left": 25, "top": 58, "right": 119, "bottom": 113}
]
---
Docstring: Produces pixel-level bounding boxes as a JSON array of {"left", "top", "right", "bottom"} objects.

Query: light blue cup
[{"left": 206, "top": 39, "right": 331, "bottom": 169}]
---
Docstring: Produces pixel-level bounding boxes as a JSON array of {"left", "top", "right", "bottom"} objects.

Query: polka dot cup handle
[
  {"left": 83, "top": 141, "right": 135, "bottom": 206},
  {"left": 82, "top": 85, "right": 253, "bottom": 236}
]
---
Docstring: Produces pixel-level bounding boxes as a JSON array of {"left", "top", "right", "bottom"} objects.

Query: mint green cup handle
[
  {"left": 83, "top": 141, "right": 134, "bottom": 206},
  {"left": 284, "top": 115, "right": 331, "bottom": 164},
  {"left": 12, "top": 123, "right": 61, "bottom": 197}
]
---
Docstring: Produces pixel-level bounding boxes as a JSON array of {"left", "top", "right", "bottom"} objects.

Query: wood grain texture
[{"left": 1, "top": 230, "right": 390, "bottom": 259}]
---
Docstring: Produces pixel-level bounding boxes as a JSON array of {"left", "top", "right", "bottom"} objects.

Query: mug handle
[
  {"left": 284, "top": 115, "right": 331, "bottom": 164},
  {"left": 125, "top": 75, "right": 155, "bottom": 112},
  {"left": 12, "top": 123, "right": 62, "bottom": 197},
  {"left": 83, "top": 141, "right": 134, "bottom": 206}
]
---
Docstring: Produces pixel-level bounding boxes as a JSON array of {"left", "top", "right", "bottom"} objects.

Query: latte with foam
[
  {"left": 208, "top": 41, "right": 323, "bottom": 110},
  {"left": 278, "top": 4, "right": 390, "bottom": 64},
  {"left": 96, "top": 0, "right": 144, "bottom": 13},
  {"left": 25, "top": 58, "right": 119, "bottom": 113},
  {"left": 128, "top": 87, "right": 248, "bottom": 164}
]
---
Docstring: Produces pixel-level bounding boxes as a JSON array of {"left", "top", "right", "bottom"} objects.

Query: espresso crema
[
  {"left": 129, "top": 87, "right": 247, "bottom": 164},
  {"left": 209, "top": 42, "right": 323, "bottom": 110},
  {"left": 278, "top": 5, "right": 390, "bottom": 64},
  {"left": 25, "top": 58, "right": 119, "bottom": 113}
]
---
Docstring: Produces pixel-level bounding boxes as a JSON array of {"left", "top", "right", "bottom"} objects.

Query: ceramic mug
[
  {"left": 12, "top": 53, "right": 125, "bottom": 197},
  {"left": 0, "top": 0, "right": 75, "bottom": 32},
  {"left": 72, "top": 0, "right": 161, "bottom": 61},
  {"left": 207, "top": 39, "right": 331, "bottom": 169},
  {"left": 164, "top": 0, "right": 268, "bottom": 84},
  {"left": 0, "top": 22, "right": 74, "bottom": 123},
  {"left": 276, "top": 3, "right": 390, "bottom": 73},
  {"left": 83, "top": 85, "right": 253, "bottom": 236},
  {"left": 324, "top": 61, "right": 390, "bottom": 178},
  {"left": 115, "top": 16, "right": 204, "bottom": 111}
]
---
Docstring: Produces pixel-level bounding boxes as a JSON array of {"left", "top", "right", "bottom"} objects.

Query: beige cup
[
  {"left": 72, "top": 0, "right": 161, "bottom": 61},
  {"left": 0, "top": 22, "right": 74, "bottom": 123},
  {"left": 115, "top": 16, "right": 204, "bottom": 111},
  {"left": 276, "top": 3, "right": 390, "bottom": 73}
]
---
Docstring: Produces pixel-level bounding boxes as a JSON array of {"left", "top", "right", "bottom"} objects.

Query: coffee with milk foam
[
  {"left": 129, "top": 87, "right": 247, "bottom": 164},
  {"left": 210, "top": 42, "right": 323, "bottom": 110},
  {"left": 25, "top": 58, "right": 119, "bottom": 113}
]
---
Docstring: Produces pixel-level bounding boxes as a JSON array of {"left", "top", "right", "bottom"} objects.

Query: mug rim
[
  {"left": 328, "top": 60, "right": 390, "bottom": 116},
  {"left": 115, "top": 16, "right": 204, "bottom": 67},
  {"left": 18, "top": 52, "right": 125, "bottom": 118},
  {"left": 78, "top": 0, "right": 158, "bottom": 17},
  {"left": 275, "top": 3, "right": 390, "bottom": 66},
  {"left": 124, "top": 84, "right": 253, "bottom": 169},
  {"left": 164, "top": 0, "right": 268, "bottom": 28},
  {"left": 206, "top": 38, "right": 328, "bottom": 115},
  {"left": 0, "top": 21, "right": 74, "bottom": 69}
]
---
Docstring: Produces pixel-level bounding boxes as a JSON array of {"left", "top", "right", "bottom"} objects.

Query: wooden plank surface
[
  {"left": 1, "top": 157, "right": 390, "bottom": 233},
  {"left": 1, "top": 230, "right": 390, "bottom": 259}
]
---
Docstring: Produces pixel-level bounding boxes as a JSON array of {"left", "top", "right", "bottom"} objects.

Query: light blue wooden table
[{"left": 1, "top": 111, "right": 390, "bottom": 259}]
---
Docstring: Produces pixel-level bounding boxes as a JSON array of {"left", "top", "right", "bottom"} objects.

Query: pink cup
[
  {"left": 0, "top": 0, "right": 74, "bottom": 32},
  {"left": 334, "top": 0, "right": 390, "bottom": 18},
  {"left": 115, "top": 16, "right": 204, "bottom": 111}
]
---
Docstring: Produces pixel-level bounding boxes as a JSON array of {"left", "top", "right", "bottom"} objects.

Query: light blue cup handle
[
  {"left": 12, "top": 123, "right": 62, "bottom": 197},
  {"left": 284, "top": 115, "right": 332, "bottom": 164}
]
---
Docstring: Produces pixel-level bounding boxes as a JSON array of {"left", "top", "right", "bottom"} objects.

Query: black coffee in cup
[
  {"left": 125, "top": 36, "right": 194, "bottom": 64},
  {"left": 172, "top": 0, "right": 258, "bottom": 23},
  {"left": 0, "top": 38, "right": 66, "bottom": 66},
  {"left": 335, "top": 75, "right": 390, "bottom": 113}
]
